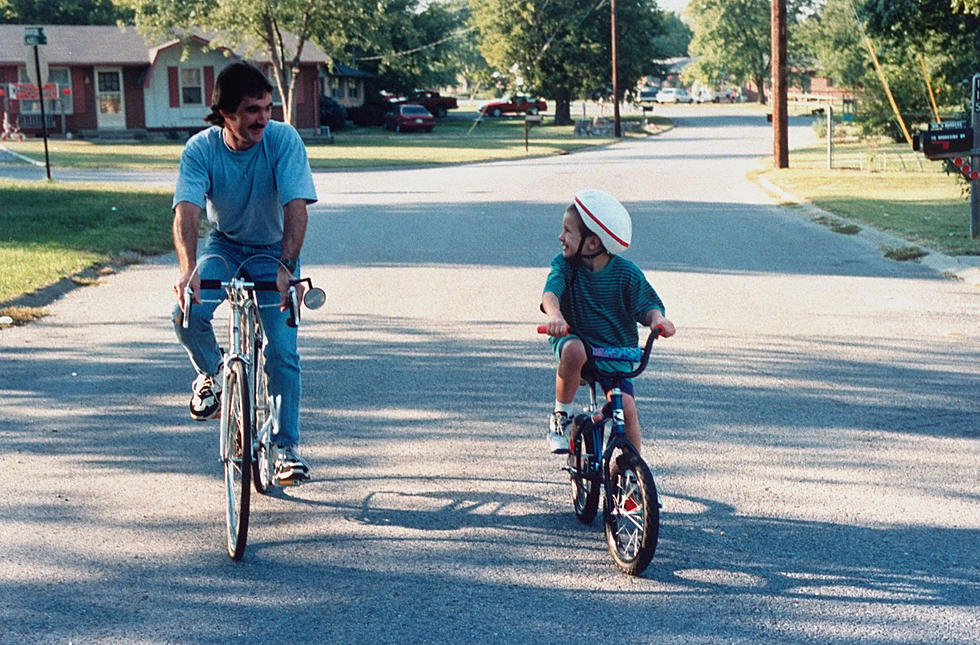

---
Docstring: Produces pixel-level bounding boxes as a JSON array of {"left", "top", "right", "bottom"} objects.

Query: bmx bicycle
[
  {"left": 538, "top": 324, "right": 664, "bottom": 575},
  {"left": 182, "top": 254, "right": 325, "bottom": 560}
]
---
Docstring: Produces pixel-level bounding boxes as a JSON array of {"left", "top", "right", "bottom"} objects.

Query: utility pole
[
  {"left": 611, "top": 0, "right": 621, "bottom": 137},
  {"left": 771, "top": 0, "right": 788, "bottom": 168}
]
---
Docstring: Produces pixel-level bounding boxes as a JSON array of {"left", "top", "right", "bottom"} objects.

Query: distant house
[{"left": 0, "top": 25, "right": 371, "bottom": 137}]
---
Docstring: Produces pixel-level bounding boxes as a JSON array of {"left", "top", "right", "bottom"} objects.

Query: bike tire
[
  {"left": 568, "top": 419, "right": 600, "bottom": 524},
  {"left": 250, "top": 336, "right": 273, "bottom": 494},
  {"left": 604, "top": 452, "right": 658, "bottom": 575},
  {"left": 223, "top": 359, "right": 251, "bottom": 560}
]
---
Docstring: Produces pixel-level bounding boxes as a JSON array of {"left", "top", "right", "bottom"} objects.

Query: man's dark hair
[{"left": 205, "top": 61, "right": 274, "bottom": 126}]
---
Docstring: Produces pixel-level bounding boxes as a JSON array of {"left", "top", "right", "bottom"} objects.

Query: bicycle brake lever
[
  {"left": 285, "top": 286, "right": 299, "bottom": 328},
  {"left": 182, "top": 286, "right": 193, "bottom": 329}
]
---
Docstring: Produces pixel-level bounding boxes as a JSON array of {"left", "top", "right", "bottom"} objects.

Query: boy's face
[
  {"left": 220, "top": 91, "right": 272, "bottom": 150},
  {"left": 559, "top": 208, "right": 600, "bottom": 259}
]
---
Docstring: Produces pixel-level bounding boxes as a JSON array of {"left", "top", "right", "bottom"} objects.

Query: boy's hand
[
  {"left": 648, "top": 310, "right": 676, "bottom": 338},
  {"left": 544, "top": 316, "right": 569, "bottom": 337}
]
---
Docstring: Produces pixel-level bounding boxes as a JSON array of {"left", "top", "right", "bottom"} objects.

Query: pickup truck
[
  {"left": 480, "top": 95, "right": 548, "bottom": 117},
  {"left": 406, "top": 90, "right": 458, "bottom": 118}
]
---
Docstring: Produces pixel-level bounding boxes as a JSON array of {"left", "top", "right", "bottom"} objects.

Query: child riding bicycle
[{"left": 540, "top": 189, "right": 675, "bottom": 455}]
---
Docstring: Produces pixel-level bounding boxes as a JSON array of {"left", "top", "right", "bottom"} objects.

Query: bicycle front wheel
[
  {"left": 250, "top": 337, "right": 274, "bottom": 494},
  {"left": 568, "top": 419, "right": 600, "bottom": 524},
  {"left": 223, "top": 359, "right": 252, "bottom": 560},
  {"left": 604, "top": 452, "right": 658, "bottom": 575}
]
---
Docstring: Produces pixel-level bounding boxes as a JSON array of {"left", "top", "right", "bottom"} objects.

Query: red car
[
  {"left": 480, "top": 95, "right": 548, "bottom": 117},
  {"left": 384, "top": 104, "right": 435, "bottom": 133}
]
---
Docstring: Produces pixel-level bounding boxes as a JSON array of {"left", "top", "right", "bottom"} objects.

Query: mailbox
[{"left": 917, "top": 127, "right": 973, "bottom": 160}]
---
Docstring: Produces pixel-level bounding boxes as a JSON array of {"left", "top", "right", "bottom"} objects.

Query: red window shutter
[
  {"left": 168, "top": 66, "right": 179, "bottom": 107},
  {"left": 203, "top": 66, "right": 214, "bottom": 106}
]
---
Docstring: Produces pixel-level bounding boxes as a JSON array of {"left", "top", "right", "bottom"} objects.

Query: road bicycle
[
  {"left": 182, "top": 254, "right": 325, "bottom": 560},
  {"left": 539, "top": 324, "right": 664, "bottom": 575}
]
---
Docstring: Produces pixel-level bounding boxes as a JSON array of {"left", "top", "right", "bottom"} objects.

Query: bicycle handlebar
[
  {"left": 182, "top": 278, "right": 321, "bottom": 330},
  {"left": 536, "top": 324, "right": 663, "bottom": 380}
]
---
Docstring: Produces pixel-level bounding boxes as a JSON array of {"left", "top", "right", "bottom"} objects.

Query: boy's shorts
[{"left": 554, "top": 334, "right": 635, "bottom": 398}]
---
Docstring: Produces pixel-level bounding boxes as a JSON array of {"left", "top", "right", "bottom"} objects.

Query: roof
[
  {"left": 333, "top": 62, "right": 375, "bottom": 79},
  {"left": 0, "top": 25, "right": 331, "bottom": 67}
]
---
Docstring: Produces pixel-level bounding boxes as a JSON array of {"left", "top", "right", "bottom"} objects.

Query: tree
[
  {"left": 348, "top": 0, "right": 471, "bottom": 97},
  {"left": 119, "top": 0, "right": 362, "bottom": 126},
  {"left": 652, "top": 11, "right": 693, "bottom": 58},
  {"left": 685, "top": 0, "right": 772, "bottom": 103},
  {"left": 471, "top": 0, "right": 664, "bottom": 125},
  {"left": 0, "top": 0, "right": 130, "bottom": 24}
]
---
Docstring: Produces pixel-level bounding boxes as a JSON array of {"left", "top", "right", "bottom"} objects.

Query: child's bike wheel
[
  {"left": 568, "top": 420, "right": 600, "bottom": 524},
  {"left": 604, "top": 452, "right": 658, "bottom": 575},
  {"left": 223, "top": 360, "right": 252, "bottom": 560}
]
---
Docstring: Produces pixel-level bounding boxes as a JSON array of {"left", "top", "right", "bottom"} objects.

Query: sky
[{"left": 658, "top": 0, "right": 689, "bottom": 14}]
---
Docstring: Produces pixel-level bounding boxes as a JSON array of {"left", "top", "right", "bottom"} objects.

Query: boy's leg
[{"left": 548, "top": 336, "right": 586, "bottom": 454}]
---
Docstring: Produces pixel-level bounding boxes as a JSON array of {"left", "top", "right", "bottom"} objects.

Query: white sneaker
[
  {"left": 189, "top": 370, "right": 222, "bottom": 420},
  {"left": 547, "top": 411, "right": 571, "bottom": 454}
]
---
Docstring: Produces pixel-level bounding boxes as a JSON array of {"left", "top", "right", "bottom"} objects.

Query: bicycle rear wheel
[
  {"left": 604, "top": 452, "right": 658, "bottom": 575},
  {"left": 223, "top": 359, "right": 251, "bottom": 560},
  {"left": 568, "top": 418, "right": 600, "bottom": 524}
]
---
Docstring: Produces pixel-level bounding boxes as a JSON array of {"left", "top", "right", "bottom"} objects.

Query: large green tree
[
  {"left": 0, "top": 0, "right": 129, "bottom": 23},
  {"left": 471, "top": 0, "right": 664, "bottom": 125},
  {"left": 685, "top": 0, "right": 771, "bottom": 103},
  {"left": 119, "top": 0, "right": 363, "bottom": 126},
  {"left": 348, "top": 0, "right": 470, "bottom": 97}
]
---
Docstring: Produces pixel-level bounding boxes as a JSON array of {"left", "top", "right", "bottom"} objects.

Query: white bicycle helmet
[{"left": 573, "top": 189, "right": 632, "bottom": 255}]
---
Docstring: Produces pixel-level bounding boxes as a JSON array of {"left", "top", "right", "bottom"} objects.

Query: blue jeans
[{"left": 172, "top": 232, "right": 302, "bottom": 447}]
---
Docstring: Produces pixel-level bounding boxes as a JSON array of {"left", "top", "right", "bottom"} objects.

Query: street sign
[
  {"left": 24, "top": 44, "right": 48, "bottom": 87},
  {"left": 929, "top": 120, "right": 967, "bottom": 130},
  {"left": 974, "top": 74, "right": 980, "bottom": 113},
  {"left": 24, "top": 27, "right": 46, "bottom": 46}
]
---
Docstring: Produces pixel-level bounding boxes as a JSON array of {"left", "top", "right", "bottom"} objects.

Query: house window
[
  {"left": 180, "top": 68, "right": 203, "bottom": 105},
  {"left": 330, "top": 77, "right": 341, "bottom": 99},
  {"left": 347, "top": 80, "right": 359, "bottom": 99},
  {"left": 16, "top": 66, "right": 73, "bottom": 115}
]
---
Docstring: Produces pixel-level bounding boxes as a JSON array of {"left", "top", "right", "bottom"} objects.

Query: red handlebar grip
[{"left": 537, "top": 324, "right": 569, "bottom": 336}]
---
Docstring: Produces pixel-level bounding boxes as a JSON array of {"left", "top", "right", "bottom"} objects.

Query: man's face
[{"left": 220, "top": 92, "right": 272, "bottom": 150}]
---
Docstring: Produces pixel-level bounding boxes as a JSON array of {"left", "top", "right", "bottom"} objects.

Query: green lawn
[
  {"left": 0, "top": 180, "right": 173, "bottom": 308},
  {"left": 2, "top": 110, "right": 652, "bottom": 169},
  {"left": 760, "top": 139, "right": 980, "bottom": 257}
]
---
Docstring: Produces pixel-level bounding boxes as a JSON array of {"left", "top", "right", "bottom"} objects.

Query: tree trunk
[
  {"left": 553, "top": 97, "right": 573, "bottom": 126},
  {"left": 755, "top": 74, "right": 767, "bottom": 104}
]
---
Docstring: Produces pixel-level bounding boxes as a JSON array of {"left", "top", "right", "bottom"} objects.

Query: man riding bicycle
[{"left": 171, "top": 61, "right": 318, "bottom": 485}]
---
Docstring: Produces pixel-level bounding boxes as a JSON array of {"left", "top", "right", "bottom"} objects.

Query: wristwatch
[{"left": 279, "top": 257, "right": 297, "bottom": 273}]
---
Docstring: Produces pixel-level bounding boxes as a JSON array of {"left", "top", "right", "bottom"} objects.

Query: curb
[{"left": 757, "top": 174, "right": 980, "bottom": 288}]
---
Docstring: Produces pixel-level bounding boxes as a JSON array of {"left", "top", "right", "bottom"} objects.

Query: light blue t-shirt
[{"left": 173, "top": 120, "right": 318, "bottom": 246}]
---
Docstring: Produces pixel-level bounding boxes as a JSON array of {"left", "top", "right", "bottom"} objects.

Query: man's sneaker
[
  {"left": 548, "top": 411, "right": 571, "bottom": 455},
  {"left": 274, "top": 445, "right": 310, "bottom": 485},
  {"left": 189, "top": 370, "right": 222, "bottom": 421}
]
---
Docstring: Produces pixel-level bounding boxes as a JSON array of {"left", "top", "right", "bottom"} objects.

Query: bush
[
  {"left": 319, "top": 97, "right": 348, "bottom": 131},
  {"left": 347, "top": 102, "right": 388, "bottom": 127}
]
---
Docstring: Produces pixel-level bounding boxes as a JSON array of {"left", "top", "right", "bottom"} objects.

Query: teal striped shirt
[{"left": 544, "top": 253, "right": 665, "bottom": 350}]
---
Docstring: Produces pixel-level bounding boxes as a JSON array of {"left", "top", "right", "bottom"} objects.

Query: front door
[{"left": 95, "top": 68, "right": 125, "bottom": 130}]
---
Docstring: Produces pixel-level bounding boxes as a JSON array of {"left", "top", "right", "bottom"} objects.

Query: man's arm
[
  {"left": 173, "top": 201, "right": 202, "bottom": 309},
  {"left": 277, "top": 198, "right": 310, "bottom": 309}
]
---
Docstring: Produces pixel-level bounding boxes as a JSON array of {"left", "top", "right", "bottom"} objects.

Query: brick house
[{"left": 0, "top": 25, "right": 370, "bottom": 137}]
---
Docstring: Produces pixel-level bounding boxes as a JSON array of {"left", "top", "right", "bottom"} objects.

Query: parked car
[
  {"left": 384, "top": 103, "right": 435, "bottom": 133},
  {"left": 694, "top": 87, "right": 720, "bottom": 103},
  {"left": 636, "top": 86, "right": 660, "bottom": 106},
  {"left": 407, "top": 90, "right": 458, "bottom": 118},
  {"left": 480, "top": 95, "right": 548, "bottom": 117},
  {"left": 656, "top": 87, "right": 693, "bottom": 104}
]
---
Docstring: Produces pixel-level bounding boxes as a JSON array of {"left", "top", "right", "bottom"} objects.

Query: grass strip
[
  {"left": 761, "top": 140, "right": 980, "bottom": 257},
  {"left": 0, "top": 179, "right": 173, "bottom": 308}
]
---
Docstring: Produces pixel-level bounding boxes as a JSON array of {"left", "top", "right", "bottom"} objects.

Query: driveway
[{"left": 1, "top": 105, "right": 977, "bottom": 644}]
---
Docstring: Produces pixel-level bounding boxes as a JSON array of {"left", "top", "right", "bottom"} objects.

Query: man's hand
[
  {"left": 277, "top": 265, "right": 305, "bottom": 312},
  {"left": 175, "top": 270, "right": 201, "bottom": 312}
]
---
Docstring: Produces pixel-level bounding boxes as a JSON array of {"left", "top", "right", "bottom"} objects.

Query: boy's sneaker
[
  {"left": 547, "top": 411, "right": 571, "bottom": 455},
  {"left": 189, "top": 370, "right": 222, "bottom": 421},
  {"left": 274, "top": 445, "right": 310, "bottom": 485}
]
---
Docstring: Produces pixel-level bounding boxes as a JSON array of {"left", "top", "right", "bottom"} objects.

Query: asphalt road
[{"left": 1, "top": 105, "right": 978, "bottom": 644}]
